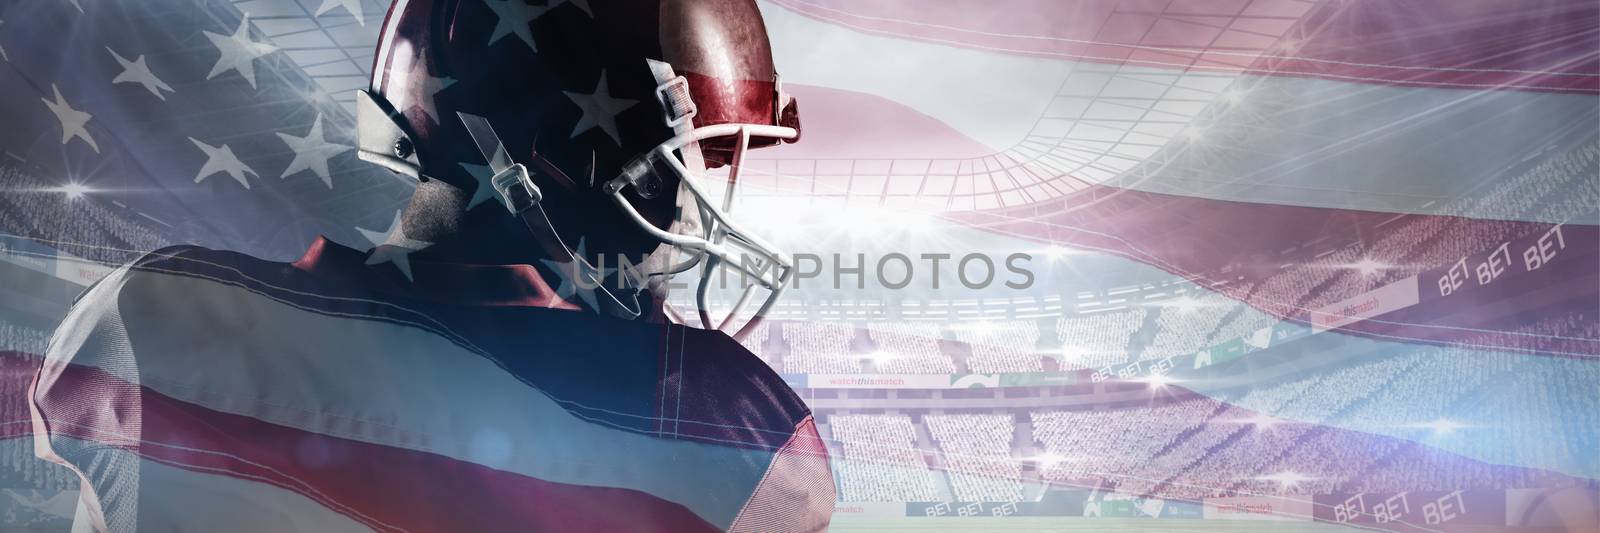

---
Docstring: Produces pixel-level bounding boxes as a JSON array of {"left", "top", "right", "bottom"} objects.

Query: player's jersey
[{"left": 29, "top": 237, "right": 833, "bottom": 532}]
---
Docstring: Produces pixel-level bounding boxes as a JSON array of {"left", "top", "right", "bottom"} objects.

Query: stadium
[{"left": 0, "top": 0, "right": 1596, "bottom": 531}]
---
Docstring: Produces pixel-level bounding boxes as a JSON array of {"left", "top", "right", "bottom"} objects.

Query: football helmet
[{"left": 357, "top": 0, "right": 801, "bottom": 338}]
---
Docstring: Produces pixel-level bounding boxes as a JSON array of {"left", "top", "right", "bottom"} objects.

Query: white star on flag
[
  {"left": 0, "top": 20, "right": 9, "bottom": 62},
  {"left": 404, "top": 59, "right": 456, "bottom": 124},
  {"left": 62, "top": 0, "right": 83, "bottom": 13},
  {"left": 547, "top": 0, "right": 591, "bottom": 17},
  {"left": 483, "top": 0, "right": 544, "bottom": 51},
  {"left": 107, "top": 47, "right": 175, "bottom": 100},
  {"left": 276, "top": 113, "right": 352, "bottom": 188},
  {"left": 42, "top": 85, "right": 99, "bottom": 153},
  {"left": 358, "top": 210, "right": 433, "bottom": 282},
  {"left": 540, "top": 237, "right": 613, "bottom": 312},
  {"left": 314, "top": 0, "right": 366, "bottom": 26},
  {"left": 564, "top": 71, "right": 637, "bottom": 145},
  {"left": 189, "top": 137, "right": 258, "bottom": 189},
  {"left": 203, "top": 14, "right": 277, "bottom": 89},
  {"left": 458, "top": 162, "right": 503, "bottom": 210}
]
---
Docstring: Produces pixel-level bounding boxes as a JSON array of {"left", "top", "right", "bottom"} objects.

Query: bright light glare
[
  {"left": 863, "top": 350, "right": 898, "bottom": 363},
  {"left": 1041, "top": 245, "right": 1077, "bottom": 260},
  {"left": 1348, "top": 257, "right": 1389, "bottom": 277},
  {"left": 1139, "top": 373, "right": 1178, "bottom": 389},
  {"left": 1411, "top": 418, "right": 1468, "bottom": 435},
  {"left": 828, "top": 207, "right": 885, "bottom": 230},
  {"left": 1031, "top": 452, "right": 1070, "bottom": 467},
  {"left": 51, "top": 183, "right": 93, "bottom": 199}
]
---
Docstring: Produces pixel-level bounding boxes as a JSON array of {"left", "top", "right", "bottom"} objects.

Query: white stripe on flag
[{"left": 39, "top": 266, "right": 771, "bottom": 528}]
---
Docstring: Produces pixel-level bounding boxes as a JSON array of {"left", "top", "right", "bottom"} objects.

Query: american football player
[{"left": 29, "top": 0, "right": 832, "bottom": 531}]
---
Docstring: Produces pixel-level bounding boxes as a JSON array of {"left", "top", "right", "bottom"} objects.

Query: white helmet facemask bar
[
  {"left": 594, "top": 59, "right": 796, "bottom": 339},
  {"left": 602, "top": 122, "right": 796, "bottom": 339}
]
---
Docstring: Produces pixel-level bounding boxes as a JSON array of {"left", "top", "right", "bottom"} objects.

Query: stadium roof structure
[
  {"left": 238, "top": 0, "right": 386, "bottom": 117},
  {"left": 732, "top": 0, "right": 1597, "bottom": 222},
  {"left": 735, "top": 0, "right": 1333, "bottom": 212}
]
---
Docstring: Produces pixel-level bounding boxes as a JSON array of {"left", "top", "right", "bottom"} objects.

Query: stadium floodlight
[
  {"left": 1348, "top": 257, "right": 1389, "bottom": 276},
  {"left": 863, "top": 350, "right": 898, "bottom": 363},
  {"left": 891, "top": 209, "right": 936, "bottom": 235},
  {"left": 1138, "top": 373, "right": 1178, "bottom": 389},
  {"left": 831, "top": 206, "right": 885, "bottom": 231},
  {"left": 1258, "top": 471, "right": 1314, "bottom": 490},
  {"left": 1040, "top": 245, "right": 1078, "bottom": 260},
  {"left": 1030, "top": 452, "right": 1070, "bottom": 467},
  {"left": 1410, "top": 418, "right": 1468, "bottom": 435},
  {"left": 51, "top": 182, "right": 93, "bottom": 199}
]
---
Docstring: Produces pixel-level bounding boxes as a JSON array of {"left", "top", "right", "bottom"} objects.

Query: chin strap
[
  {"left": 459, "top": 112, "right": 645, "bottom": 321},
  {"left": 510, "top": 165, "right": 646, "bottom": 320}
]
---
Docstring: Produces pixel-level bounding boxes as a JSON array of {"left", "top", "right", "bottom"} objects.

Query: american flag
[{"left": 0, "top": 0, "right": 1597, "bottom": 531}]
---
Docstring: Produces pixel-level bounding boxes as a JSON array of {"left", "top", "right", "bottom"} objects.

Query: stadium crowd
[
  {"left": 0, "top": 322, "right": 76, "bottom": 492},
  {"left": 863, "top": 322, "right": 956, "bottom": 374},
  {"left": 0, "top": 165, "right": 172, "bottom": 265},
  {"left": 814, "top": 314, "right": 1600, "bottom": 501},
  {"left": 925, "top": 414, "right": 1024, "bottom": 502},
  {"left": 951, "top": 322, "right": 1043, "bottom": 374},
  {"left": 828, "top": 414, "right": 943, "bottom": 502},
  {"left": 1053, "top": 308, "right": 1145, "bottom": 370}
]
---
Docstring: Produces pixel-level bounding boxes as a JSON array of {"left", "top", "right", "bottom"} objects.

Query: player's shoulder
[
  {"left": 41, "top": 244, "right": 285, "bottom": 385},
  {"left": 664, "top": 324, "right": 814, "bottom": 450},
  {"left": 72, "top": 243, "right": 317, "bottom": 321},
  {"left": 121, "top": 243, "right": 291, "bottom": 285},
  {"left": 73, "top": 244, "right": 228, "bottom": 301}
]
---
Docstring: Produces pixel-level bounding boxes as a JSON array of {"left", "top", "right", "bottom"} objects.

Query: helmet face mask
[
  {"left": 603, "top": 113, "right": 798, "bottom": 337},
  {"left": 607, "top": 58, "right": 799, "bottom": 337},
  {"left": 440, "top": 91, "right": 796, "bottom": 337}
]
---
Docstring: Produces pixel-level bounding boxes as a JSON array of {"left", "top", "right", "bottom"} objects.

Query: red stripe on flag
[
  {"left": 770, "top": 0, "right": 1600, "bottom": 94},
  {"left": 28, "top": 357, "right": 722, "bottom": 533},
  {"left": 948, "top": 186, "right": 1600, "bottom": 357}
]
